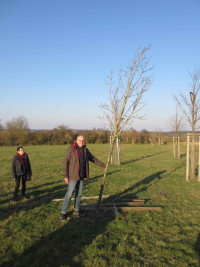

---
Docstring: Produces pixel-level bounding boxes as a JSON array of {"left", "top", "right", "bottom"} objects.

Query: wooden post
[
  {"left": 186, "top": 133, "right": 200, "bottom": 181},
  {"left": 198, "top": 136, "right": 200, "bottom": 182},
  {"left": 173, "top": 136, "right": 180, "bottom": 159},
  {"left": 116, "top": 136, "right": 120, "bottom": 165},
  {"left": 178, "top": 137, "right": 180, "bottom": 159},
  {"left": 110, "top": 135, "right": 120, "bottom": 165},
  {"left": 173, "top": 137, "right": 175, "bottom": 158},
  {"left": 191, "top": 135, "right": 195, "bottom": 179},
  {"left": 110, "top": 136, "right": 113, "bottom": 164},
  {"left": 149, "top": 138, "right": 153, "bottom": 146},
  {"left": 158, "top": 137, "right": 161, "bottom": 145},
  {"left": 186, "top": 135, "right": 190, "bottom": 181}
]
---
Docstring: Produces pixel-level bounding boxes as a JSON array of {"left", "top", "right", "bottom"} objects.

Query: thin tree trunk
[{"left": 96, "top": 137, "right": 115, "bottom": 211}]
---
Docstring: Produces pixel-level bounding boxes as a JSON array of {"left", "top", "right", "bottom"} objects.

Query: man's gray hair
[{"left": 77, "top": 135, "right": 84, "bottom": 140}]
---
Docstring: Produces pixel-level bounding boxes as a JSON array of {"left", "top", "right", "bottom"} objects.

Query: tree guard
[
  {"left": 173, "top": 136, "right": 180, "bottom": 159},
  {"left": 110, "top": 136, "right": 120, "bottom": 165},
  {"left": 158, "top": 137, "right": 162, "bottom": 145},
  {"left": 186, "top": 133, "right": 200, "bottom": 182}
]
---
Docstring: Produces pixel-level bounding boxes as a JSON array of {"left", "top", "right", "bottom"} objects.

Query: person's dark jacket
[
  {"left": 63, "top": 143, "right": 106, "bottom": 180},
  {"left": 11, "top": 153, "right": 32, "bottom": 179}
]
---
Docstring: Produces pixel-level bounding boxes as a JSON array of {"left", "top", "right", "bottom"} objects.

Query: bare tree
[
  {"left": 168, "top": 107, "right": 185, "bottom": 136},
  {"left": 154, "top": 128, "right": 163, "bottom": 145},
  {"left": 174, "top": 68, "right": 200, "bottom": 178},
  {"left": 6, "top": 115, "right": 29, "bottom": 131},
  {"left": 6, "top": 115, "right": 30, "bottom": 145},
  {"left": 168, "top": 107, "right": 184, "bottom": 159},
  {"left": 97, "top": 46, "right": 153, "bottom": 208}
]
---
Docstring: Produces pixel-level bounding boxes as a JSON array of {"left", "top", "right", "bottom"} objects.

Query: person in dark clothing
[
  {"left": 11, "top": 146, "right": 32, "bottom": 201},
  {"left": 60, "top": 135, "right": 106, "bottom": 221}
]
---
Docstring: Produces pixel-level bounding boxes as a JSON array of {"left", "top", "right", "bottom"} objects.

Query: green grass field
[{"left": 0, "top": 144, "right": 200, "bottom": 266}]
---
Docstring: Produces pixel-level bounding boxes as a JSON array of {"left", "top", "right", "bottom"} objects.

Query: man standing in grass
[
  {"left": 11, "top": 146, "right": 32, "bottom": 201},
  {"left": 60, "top": 135, "right": 106, "bottom": 221}
]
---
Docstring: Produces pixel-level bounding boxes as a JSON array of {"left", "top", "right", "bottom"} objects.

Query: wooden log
[
  {"left": 52, "top": 195, "right": 112, "bottom": 202},
  {"left": 121, "top": 199, "right": 147, "bottom": 202},
  {"left": 81, "top": 206, "right": 162, "bottom": 212},
  {"left": 52, "top": 196, "right": 145, "bottom": 202},
  {"left": 82, "top": 201, "right": 145, "bottom": 207}
]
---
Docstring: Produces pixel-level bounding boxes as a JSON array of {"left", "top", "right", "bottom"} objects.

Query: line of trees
[{"left": 0, "top": 116, "right": 171, "bottom": 146}]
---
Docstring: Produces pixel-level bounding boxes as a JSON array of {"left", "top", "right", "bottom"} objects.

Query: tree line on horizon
[{"left": 0, "top": 116, "right": 173, "bottom": 146}]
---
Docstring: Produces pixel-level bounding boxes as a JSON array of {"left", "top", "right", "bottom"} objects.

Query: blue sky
[{"left": 0, "top": 0, "right": 200, "bottom": 131}]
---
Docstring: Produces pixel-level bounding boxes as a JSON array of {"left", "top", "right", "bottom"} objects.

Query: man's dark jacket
[
  {"left": 63, "top": 143, "right": 105, "bottom": 180},
  {"left": 12, "top": 153, "right": 32, "bottom": 179}
]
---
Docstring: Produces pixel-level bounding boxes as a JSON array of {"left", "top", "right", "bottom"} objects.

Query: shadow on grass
[
  {"left": 1, "top": 170, "right": 167, "bottom": 266},
  {"left": 28, "top": 180, "right": 62, "bottom": 191},
  {"left": 2, "top": 210, "right": 116, "bottom": 267},
  {"left": 84, "top": 170, "right": 120, "bottom": 189},
  {"left": 105, "top": 170, "right": 167, "bottom": 202},
  {"left": 0, "top": 183, "right": 67, "bottom": 221},
  {"left": 194, "top": 233, "right": 200, "bottom": 260},
  {"left": 121, "top": 150, "right": 169, "bottom": 166},
  {"left": 0, "top": 171, "right": 118, "bottom": 221},
  {"left": 107, "top": 164, "right": 184, "bottom": 203},
  {"left": 0, "top": 181, "right": 62, "bottom": 205},
  {"left": 180, "top": 153, "right": 186, "bottom": 158},
  {"left": 121, "top": 154, "right": 154, "bottom": 165}
]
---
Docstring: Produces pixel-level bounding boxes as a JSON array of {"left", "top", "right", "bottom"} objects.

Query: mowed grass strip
[{"left": 0, "top": 144, "right": 200, "bottom": 266}]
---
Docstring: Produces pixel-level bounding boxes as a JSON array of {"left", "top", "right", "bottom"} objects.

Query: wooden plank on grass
[
  {"left": 81, "top": 206, "right": 162, "bottom": 212},
  {"left": 52, "top": 195, "right": 112, "bottom": 202},
  {"left": 83, "top": 201, "right": 145, "bottom": 207},
  {"left": 121, "top": 199, "right": 147, "bottom": 202}
]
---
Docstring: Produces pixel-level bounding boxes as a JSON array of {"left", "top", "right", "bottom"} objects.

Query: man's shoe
[
  {"left": 10, "top": 197, "right": 19, "bottom": 203},
  {"left": 60, "top": 212, "right": 67, "bottom": 222},
  {"left": 73, "top": 210, "right": 85, "bottom": 217}
]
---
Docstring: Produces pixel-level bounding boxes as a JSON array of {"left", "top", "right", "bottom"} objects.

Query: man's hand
[
  {"left": 64, "top": 177, "right": 69, "bottom": 184},
  {"left": 13, "top": 178, "right": 16, "bottom": 181}
]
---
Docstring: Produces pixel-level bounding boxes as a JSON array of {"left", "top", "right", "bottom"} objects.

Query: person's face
[
  {"left": 76, "top": 136, "right": 85, "bottom": 148},
  {"left": 18, "top": 148, "right": 24, "bottom": 155}
]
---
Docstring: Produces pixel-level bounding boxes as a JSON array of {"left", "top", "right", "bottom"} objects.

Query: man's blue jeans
[{"left": 61, "top": 179, "right": 84, "bottom": 214}]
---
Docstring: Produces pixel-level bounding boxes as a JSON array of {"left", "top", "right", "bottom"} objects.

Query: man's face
[
  {"left": 76, "top": 136, "right": 85, "bottom": 148},
  {"left": 18, "top": 148, "right": 24, "bottom": 155}
]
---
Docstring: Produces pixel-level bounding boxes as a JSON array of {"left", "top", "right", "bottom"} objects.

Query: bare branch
[
  {"left": 99, "top": 46, "right": 153, "bottom": 137},
  {"left": 168, "top": 107, "right": 185, "bottom": 135},
  {"left": 174, "top": 68, "right": 200, "bottom": 134}
]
